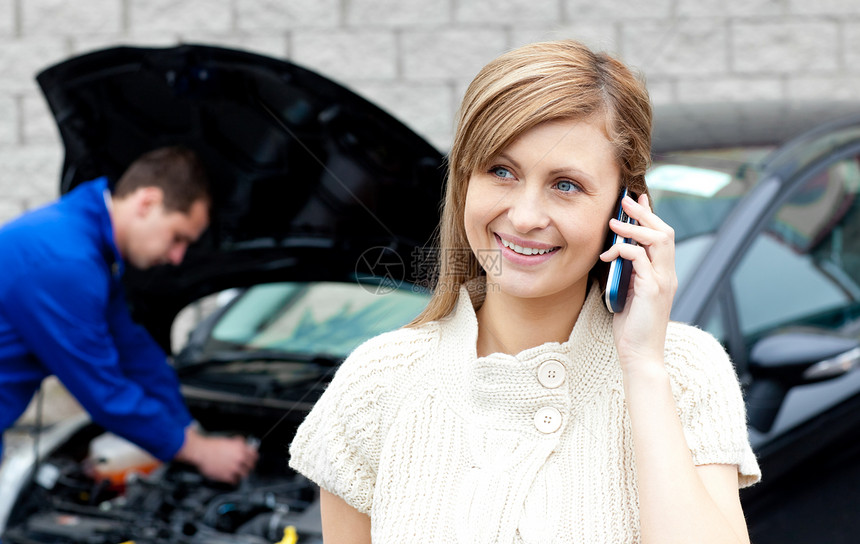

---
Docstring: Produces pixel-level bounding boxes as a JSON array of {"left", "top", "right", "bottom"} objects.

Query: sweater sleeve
[
  {"left": 664, "top": 323, "right": 761, "bottom": 488},
  {"left": 288, "top": 326, "right": 435, "bottom": 514}
]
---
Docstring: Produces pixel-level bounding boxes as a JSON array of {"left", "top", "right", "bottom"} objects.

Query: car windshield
[
  {"left": 202, "top": 281, "right": 431, "bottom": 360},
  {"left": 649, "top": 146, "right": 775, "bottom": 287}
]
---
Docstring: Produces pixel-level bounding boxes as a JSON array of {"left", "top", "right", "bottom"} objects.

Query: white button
[
  {"left": 537, "top": 360, "right": 565, "bottom": 388},
  {"left": 534, "top": 407, "right": 562, "bottom": 434}
]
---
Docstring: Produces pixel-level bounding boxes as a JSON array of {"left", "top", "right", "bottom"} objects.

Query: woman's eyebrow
[
  {"left": 548, "top": 165, "right": 594, "bottom": 180},
  {"left": 497, "top": 152, "right": 522, "bottom": 170},
  {"left": 497, "top": 152, "right": 598, "bottom": 184}
]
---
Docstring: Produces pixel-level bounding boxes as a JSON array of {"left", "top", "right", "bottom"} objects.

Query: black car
[
  {"left": 650, "top": 101, "right": 860, "bottom": 543},
  {"left": 3, "top": 44, "right": 860, "bottom": 544}
]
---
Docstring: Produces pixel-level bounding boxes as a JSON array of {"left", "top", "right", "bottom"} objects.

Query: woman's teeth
[{"left": 501, "top": 238, "right": 556, "bottom": 256}]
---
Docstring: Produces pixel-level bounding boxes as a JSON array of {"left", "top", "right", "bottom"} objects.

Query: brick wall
[{"left": 1, "top": 0, "right": 859, "bottom": 224}]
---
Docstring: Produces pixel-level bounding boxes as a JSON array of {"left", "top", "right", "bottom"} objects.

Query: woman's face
[{"left": 464, "top": 117, "right": 621, "bottom": 304}]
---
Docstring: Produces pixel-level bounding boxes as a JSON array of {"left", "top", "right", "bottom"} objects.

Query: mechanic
[{"left": 0, "top": 146, "right": 258, "bottom": 484}]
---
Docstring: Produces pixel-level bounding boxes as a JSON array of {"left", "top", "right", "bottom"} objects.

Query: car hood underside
[{"left": 36, "top": 44, "right": 444, "bottom": 349}]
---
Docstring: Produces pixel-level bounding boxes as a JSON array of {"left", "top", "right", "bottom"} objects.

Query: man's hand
[{"left": 175, "top": 426, "right": 259, "bottom": 484}]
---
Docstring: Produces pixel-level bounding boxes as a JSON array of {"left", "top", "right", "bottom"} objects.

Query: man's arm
[
  {"left": 2, "top": 261, "right": 188, "bottom": 461},
  {"left": 3, "top": 262, "right": 258, "bottom": 482},
  {"left": 106, "top": 284, "right": 192, "bottom": 429},
  {"left": 106, "top": 288, "right": 259, "bottom": 483}
]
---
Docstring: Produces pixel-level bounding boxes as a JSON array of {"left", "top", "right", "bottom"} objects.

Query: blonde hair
[{"left": 410, "top": 40, "right": 652, "bottom": 326}]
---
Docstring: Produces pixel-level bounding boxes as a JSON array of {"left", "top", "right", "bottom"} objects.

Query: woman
[{"left": 289, "top": 40, "right": 760, "bottom": 543}]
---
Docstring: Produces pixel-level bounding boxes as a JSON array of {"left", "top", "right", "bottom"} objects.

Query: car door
[{"left": 711, "top": 149, "right": 860, "bottom": 543}]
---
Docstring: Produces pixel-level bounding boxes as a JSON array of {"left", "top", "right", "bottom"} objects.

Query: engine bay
[{"left": 2, "top": 399, "right": 323, "bottom": 544}]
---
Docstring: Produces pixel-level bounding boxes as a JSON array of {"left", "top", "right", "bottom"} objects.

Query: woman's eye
[
  {"left": 490, "top": 166, "right": 515, "bottom": 179},
  {"left": 556, "top": 180, "right": 578, "bottom": 192}
]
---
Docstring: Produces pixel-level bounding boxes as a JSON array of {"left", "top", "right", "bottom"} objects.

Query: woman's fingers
[
  {"left": 600, "top": 219, "right": 673, "bottom": 266},
  {"left": 600, "top": 192, "right": 678, "bottom": 299},
  {"left": 626, "top": 193, "right": 668, "bottom": 229},
  {"left": 602, "top": 194, "right": 675, "bottom": 271}
]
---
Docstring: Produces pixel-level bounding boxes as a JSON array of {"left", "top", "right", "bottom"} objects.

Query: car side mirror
[{"left": 746, "top": 331, "right": 860, "bottom": 433}]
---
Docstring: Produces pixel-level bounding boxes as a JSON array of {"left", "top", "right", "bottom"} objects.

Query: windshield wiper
[{"left": 176, "top": 350, "right": 342, "bottom": 376}]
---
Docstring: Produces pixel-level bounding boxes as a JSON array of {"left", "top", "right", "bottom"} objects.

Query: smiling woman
[{"left": 288, "top": 40, "right": 760, "bottom": 544}]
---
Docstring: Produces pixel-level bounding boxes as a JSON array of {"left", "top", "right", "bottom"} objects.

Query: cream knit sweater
[{"left": 289, "top": 283, "right": 760, "bottom": 543}]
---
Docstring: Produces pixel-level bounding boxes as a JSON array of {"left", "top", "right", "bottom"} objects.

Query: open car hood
[{"left": 37, "top": 44, "right": 444, "bottom": 350}]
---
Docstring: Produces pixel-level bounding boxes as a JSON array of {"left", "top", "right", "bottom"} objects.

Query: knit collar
[{"left": 434, "top": 280, "right": 621, "bottom": 430}]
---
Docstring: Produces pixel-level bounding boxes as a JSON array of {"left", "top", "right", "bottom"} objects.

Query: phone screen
[{"left": 604, "top": 188, "right": 637, "bottom": 313}]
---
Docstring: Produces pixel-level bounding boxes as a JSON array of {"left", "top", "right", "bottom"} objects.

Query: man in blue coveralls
[{"left": 0, "top": 146, "right": 258, "bottom": 484}]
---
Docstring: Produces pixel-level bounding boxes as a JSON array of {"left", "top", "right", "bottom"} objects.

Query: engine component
[{"left": 2, "top": 428, "right": 322, "bottom": 544}]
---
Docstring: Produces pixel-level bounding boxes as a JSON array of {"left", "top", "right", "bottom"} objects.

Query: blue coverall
[{"left": 0, "top": 178, "right": 192, "bottom": 461}]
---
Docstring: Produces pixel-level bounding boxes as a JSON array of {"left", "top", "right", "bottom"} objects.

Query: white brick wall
[
  {"left": 0, "top": 144, "right": 62, "bottom": 210},
  {"left": 238, "top": 0, "right": 341, "bottom": 30},
  {"left": 0, "top": 0, "right": 16, "bottom": 36},
  {"left": 842, "top": 22, "right": 860, "bottom": 71},
  {"left": 455, "top": 0, "right": 560, "bottom": 24},
  {"left": 511, "top": 23, "right": 619, "bottom": 54},
  {"left": 292, "top": 30, "right": 398, "bottom": 80},
  {"left": 22, "top": 0, "right": 122, "bottom": 36},
  {"left": 624, "top": 20, "right": 730, "bottom": 76},
  {"left": 0, "top": 39, "right": 68, "bottom": 93},
  {"left": 565, "top": 0, "right": 673, "bottom": 20},
  {"left": 130, "top": 0, "right": 233, "bottom": 34},
  {"left": 347, "top": 0, "right": 451, "bottom": 26},
  {"left": 402, "top": 28, "right": 508, "bottom": 81},
  {"left": 789, "top": 0, "right": 860, "bottom": 15},
  {"left": 0, "top": 96, "right": 17, "bottom": 146},
  {"left": 677, "top": 77, "right": 783, "bottom": 103},
  {"left": 733, "top": 21, "right": 840, "bottom": 73},
  {"left": 2, "top": 0, "right": 860, "bottom": 225},
  {"left": 677, "top": 0, "right": 785, "bottom": 17},
  {"left": 788, "top": 75, "right": 860, "bottom": 101}
]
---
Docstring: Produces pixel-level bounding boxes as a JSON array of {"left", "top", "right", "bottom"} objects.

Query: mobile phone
[{"left": 604, "top": 188, "right": 637, "bottom": 313}]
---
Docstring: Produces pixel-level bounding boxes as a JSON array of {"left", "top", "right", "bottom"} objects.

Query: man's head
[{"left": 110, "top": 146, "right": 212, "bottom": 269}]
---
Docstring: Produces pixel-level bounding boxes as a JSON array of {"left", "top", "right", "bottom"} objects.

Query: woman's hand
[
  {"left": 601, "top": 193, "right": 750, "bottom": 544},
  {"left": 599, "top": 192, "right": 677, "bottom": 370}
]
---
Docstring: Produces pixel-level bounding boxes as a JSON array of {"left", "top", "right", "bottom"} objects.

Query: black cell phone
[{"left": 604, "top": 187, "right": 637, "bottom": 313}]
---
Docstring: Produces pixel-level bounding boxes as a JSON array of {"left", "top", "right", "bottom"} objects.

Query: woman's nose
[{"left": 506, "top": 185, "right": 550, "bottom": 233}]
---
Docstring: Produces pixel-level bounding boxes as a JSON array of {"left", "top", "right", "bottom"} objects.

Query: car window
[
  {"left": 208, "top": 281, "right": 430, "bottom": 358},
  {"left": 700, "top": 299, "right": 726, "bottom": 342},
  {"left": 730, "top": 156, "right": 860, "bottom": 341},
  {"left": 649, "top": 147, "right": 772, "bottom": 294},
  {"left": 649, "top": 147, "right": 771, "bottom": 241},
  {"left": 763, "top": 123, "right": 860, "bottom": 178}
]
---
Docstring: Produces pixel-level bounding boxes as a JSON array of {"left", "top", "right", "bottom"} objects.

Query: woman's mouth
[{"left": 496, "top": 234, "right": 560, "bottom": 259}]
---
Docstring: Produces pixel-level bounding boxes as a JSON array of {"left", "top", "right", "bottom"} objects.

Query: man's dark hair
[{"left": 114, "top": 146, "right": 211, "bottom": 213}]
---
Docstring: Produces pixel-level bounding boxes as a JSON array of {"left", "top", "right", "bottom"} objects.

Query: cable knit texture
[{"left": 289, "top": 282, "right": 761, "bottom": 543}]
